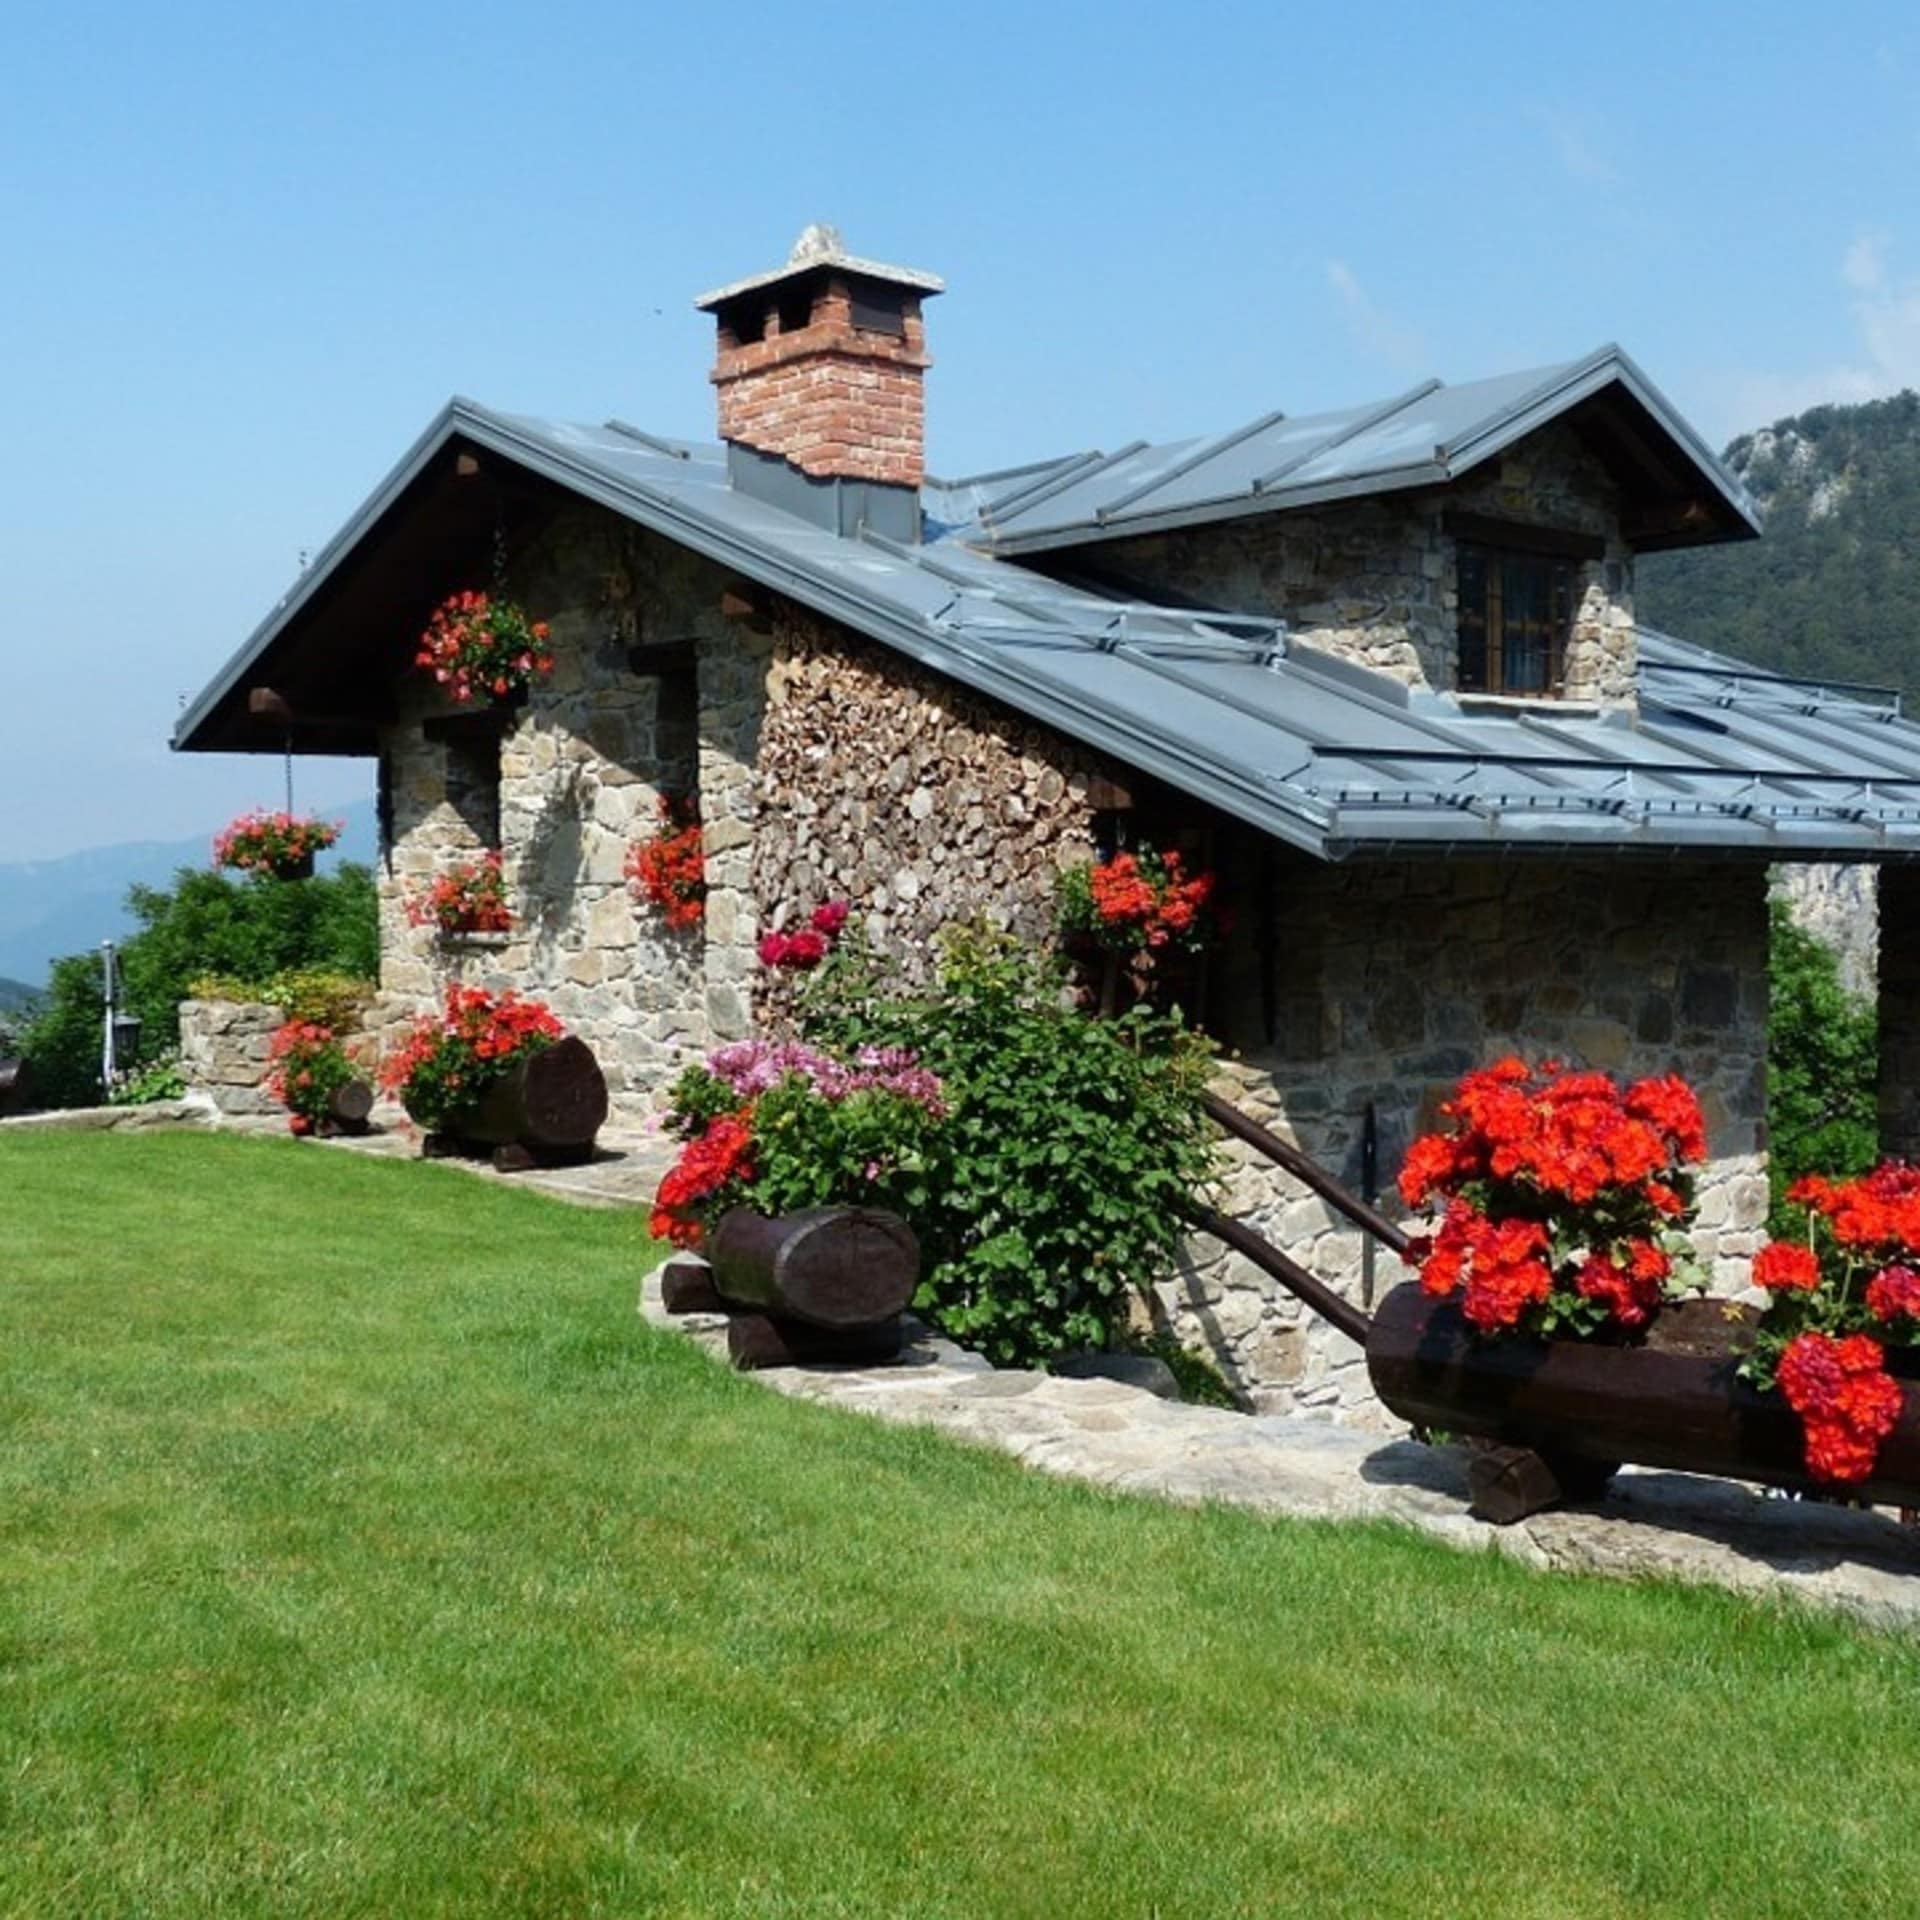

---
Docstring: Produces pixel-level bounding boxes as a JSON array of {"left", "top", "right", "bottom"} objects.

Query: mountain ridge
[{"left": 1639, "top": 388, "right": 1920, "bottom": 694}]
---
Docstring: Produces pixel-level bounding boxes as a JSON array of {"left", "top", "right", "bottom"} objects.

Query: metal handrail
[
  {"left": 1187, "top": 1204, "right": 1372, "bottom": 1346},
  {"left": 1199, "top": 1090, "right": 1412, "bottom": 1257}
]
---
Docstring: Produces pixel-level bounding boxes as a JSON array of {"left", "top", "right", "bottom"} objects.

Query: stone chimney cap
[{"left": 695, "top": 225, "right": 945, "bottom": 311}]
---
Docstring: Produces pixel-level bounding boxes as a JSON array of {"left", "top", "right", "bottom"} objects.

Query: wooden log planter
[
  {"left": 422, "top": 1035, "right": 609, "bottom": 1172},
  {"left": 0, "top": 1057, "right": 30, "bottom": 1116},
  {"left": 663, "top": 1206, "right": 921, "bottom": 1369},
  {"left": 1365, "top": 1283, "right": 1920, "bottom": 1523},
  {"left": 309, "top": 1078, "right": 374, "bottom": 1138}
]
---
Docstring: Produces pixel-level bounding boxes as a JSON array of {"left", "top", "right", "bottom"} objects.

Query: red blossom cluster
[
  {"left": 649, "top": 1111, "right": 755, "bottom": 1248},
  {"left": 380, "top": 985, "right": 563, "bottom": 1132},
  {"left": 1866, "top": 1264, "right": 1920, "bottom": 1329},
  {"left": 1787, "top": 1163, "right": 1920, "bottom": 1257},
  {"left": 1746, "top": 1159, "right": 1920, "bottom": 1481},
  {"left": 626, "top": 797, "right": 705, "bottom": 930},
  {"left": 1060, "top": 848, "right": 1218, "bottom": 958},
  {"left": 758, "top": 900, "right": 850, "bottom": 971},
  {"left": 213, "top": 811, "right": 340, "bottom": 878},
  {"left": 266, "top": 1019, "right": 355, "bottom": 1135},
  {"left": 1776, "top": 1331, "right": 1904, "bottom": 1484},
  {"left": 1399, "top": 1060, "right": 1705, "bottom": 1212},
  {"left": 415, "top": 590, "right": 554, "bottom": 706},
  {"left": 1399, "top": 1059, "right": 1704, "bottom": 1338},
  {"left": 406, "top": 851, "right": 513, "bottom": 934}
]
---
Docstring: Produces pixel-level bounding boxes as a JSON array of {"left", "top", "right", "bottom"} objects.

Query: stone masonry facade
[
  {"left": 371, "top": 508, "right": 766, "bottom": 1118},
  {"left": 1157, "top": 855, "right": 1772, "bottom": 1422},
  {"left": 1092, "top": 421, "right": 1638, "bottom": 705}
]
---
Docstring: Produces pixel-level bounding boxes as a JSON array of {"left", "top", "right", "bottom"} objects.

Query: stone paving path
[{"left": 641, "top": 1272, "right": 1920, "bottom": 1631}]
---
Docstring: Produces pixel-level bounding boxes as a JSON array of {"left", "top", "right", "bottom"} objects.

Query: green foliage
[
  {"left": 106, "top": 1052, "right": 187, "bottom": 1106},
  {"left": 19, "top": 864, "right": 378, "bottom": 1109},
  {"left": 186, "top": 966, "right": 376, "bottom": 1031},
  {"left": 1640, "top": 391, "right": 1920, "bottom": 694},
  {"left": 1767, "top": 898, "right": 1878, "bottom": 1220},
  {"left": 804, "top": 925, "right": 1219, "bottom": 1367}
]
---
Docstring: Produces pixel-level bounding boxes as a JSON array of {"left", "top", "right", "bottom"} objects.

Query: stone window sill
[
  {"left": 1455, "top": 692, "right": 1606, "bottom": 720},
  {"left": 437, "top": 930, "right": 513, "bottom": 951}
]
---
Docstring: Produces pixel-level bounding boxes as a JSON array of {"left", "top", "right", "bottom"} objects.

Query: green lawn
[{"left": 2, "top": 1132, "right": 1918, "bottom": 1919}]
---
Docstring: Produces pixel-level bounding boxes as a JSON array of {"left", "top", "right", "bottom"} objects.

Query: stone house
[{"left": 175, "top": 224, "right": 1920, "bottom": 1419}]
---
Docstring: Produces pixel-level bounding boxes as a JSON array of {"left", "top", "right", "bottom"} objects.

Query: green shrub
[
  {"left": 106, "top": 1053, "right": 188, "bottom": 1107},
  {"left": 21, "top": 865, "right": 378, "bottom": 1110},
  {"left": 1767, "top": 898, "right": 1878, "bottom": 1221},
  {"left": 185, "top": 967, "right": 376, "bottom": 1032},
  {"left": 802, "top": 926, "right": 1219, "bottom": 1367}
]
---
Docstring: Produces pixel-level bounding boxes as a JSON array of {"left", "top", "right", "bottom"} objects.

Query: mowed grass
[{"left": 2, "top": 1134, "right": 1918, "bottom": 1919}]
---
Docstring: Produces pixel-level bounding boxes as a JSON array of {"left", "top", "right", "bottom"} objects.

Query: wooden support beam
[
  {"left": 720, "top": 584, "right": 773, "bottom": 632},
  {"left": 248, "top": 686, "right": 394, "bottom": 730}
]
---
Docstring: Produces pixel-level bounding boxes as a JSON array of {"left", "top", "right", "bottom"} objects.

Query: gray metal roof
[
  {"left": 925, "top": 345, "right": 1760, "bottom": 554},
  {"left": 174, "top": 398, "right": 1920, "bottom": 863}
]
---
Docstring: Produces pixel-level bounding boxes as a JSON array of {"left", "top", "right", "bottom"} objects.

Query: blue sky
[{"left": 4, "top": 0, "right": 1917, "bottom": 863}]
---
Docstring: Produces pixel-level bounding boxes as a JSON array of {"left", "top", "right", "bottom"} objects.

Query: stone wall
[
  {"left": 749, "top": 612, "right": 1102, "bottom": 980},
  {"left": 372, "top": 508, "right": 757, "bottom": 1119},
  {"left": 178, "top": 998, "right": 283, "bottom": 1115},
  {"left": 1088, "top": 419, "right": 1636, "bottom": 705},
  {"left": 1156, "top": 855, "right": 1772, "bottom": 1423},
  {"left": 1880, "top": 866, "right": 1920, "bottom": 1158}
]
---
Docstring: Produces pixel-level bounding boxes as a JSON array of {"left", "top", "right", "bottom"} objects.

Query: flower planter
[
  {"left": 1366, "top": 1282, "right": 1920, "bottom": 1514},
  {"left": 418, "top": 1034, "right": 608, "bottom": 1171},
  {"left": 270, "top": 853, "right": 315, "bottom": 882},
  {"left": 304, "top": 1078, "right": 373, "bottom": 1137},
  {"left": 663, "top": 1207, "right": 921, "bottom": 1370}
]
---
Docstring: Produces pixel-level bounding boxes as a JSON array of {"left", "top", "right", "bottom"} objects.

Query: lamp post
[{"left": 99, "top": 942, "right": 142, "bottom": 1095}]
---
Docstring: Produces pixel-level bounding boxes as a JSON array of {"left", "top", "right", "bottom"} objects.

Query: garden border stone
[{"left": 639, "top": 1269, "right": 1920, "bottom": 1631}]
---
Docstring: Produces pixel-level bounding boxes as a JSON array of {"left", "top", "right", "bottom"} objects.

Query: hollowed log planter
[
  {"left": 0, "top": 1057, "right": 30, "bottom": 1116},
  {"left": 1367, "top": 1282, "right": 1920, "bottom": 1516},
  {"left": 309, "top": 1078, "right": 373, "bottom": 1138},
  {"left": 422, "top": 1035, "right": 608, "bottom": 1171},
  {"left": 677, "top": 1207, "right": 920, "bottom": 1369}
]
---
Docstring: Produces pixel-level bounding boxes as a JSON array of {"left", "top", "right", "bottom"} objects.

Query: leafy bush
[
  {"left": 186, "top": 967, "right": 376, "bottom": 1032},
  {"left": 802, "top": 926, "right": 1219, "bottom": 1367},
  {"left": 1768, "top": 899, "right": 1878, "bottom": 1220},
  {"left": 106, "top": 1052, "right": 187, "bottom": 1106},
  {"left": 20, "top": 864, "right": 378, "bottom": 1110}
]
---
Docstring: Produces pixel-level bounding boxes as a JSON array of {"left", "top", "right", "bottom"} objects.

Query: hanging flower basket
[
  {"left": 405, "top": 852, "right": 513, "bottom": 936},
  {"left": 414, "top": 590, "right": 554, "bottom": 707},
  {"left": 213, "top": 811, "right": 340, "bottom": 880}
]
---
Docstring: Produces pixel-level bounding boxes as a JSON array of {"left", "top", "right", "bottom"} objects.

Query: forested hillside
[{"left": 1638, "top": 390, "right": 1920, "bottom": 694}]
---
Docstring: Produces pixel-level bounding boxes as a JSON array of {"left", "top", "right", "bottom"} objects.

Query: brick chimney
[{"left": 696, "top": 225, "right": 943, "bottom": 504}]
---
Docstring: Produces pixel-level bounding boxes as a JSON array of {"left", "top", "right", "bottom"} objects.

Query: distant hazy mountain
[
  {"left": 0, "top": 799, "right": 377, "bottom": 990},
  {"left": 0, "top": 976, "right": 40, "bottom": 1016},
  {"left": 1639, "top": 389, "right": 1920, "bottom": 695}
]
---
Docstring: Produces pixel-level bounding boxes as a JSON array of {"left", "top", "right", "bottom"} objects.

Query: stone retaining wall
[{"left": 177, "top": 998, "right": 285, "bottom": 1116}]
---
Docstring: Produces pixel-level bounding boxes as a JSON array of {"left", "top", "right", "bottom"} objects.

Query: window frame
[{"left": 1451, "top": 541, "right": 1574, "bottom": 698}]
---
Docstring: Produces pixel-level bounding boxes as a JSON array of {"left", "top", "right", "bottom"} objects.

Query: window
[{"left": 1456, "top": 544, "right": 1576, "bottom": 696}]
